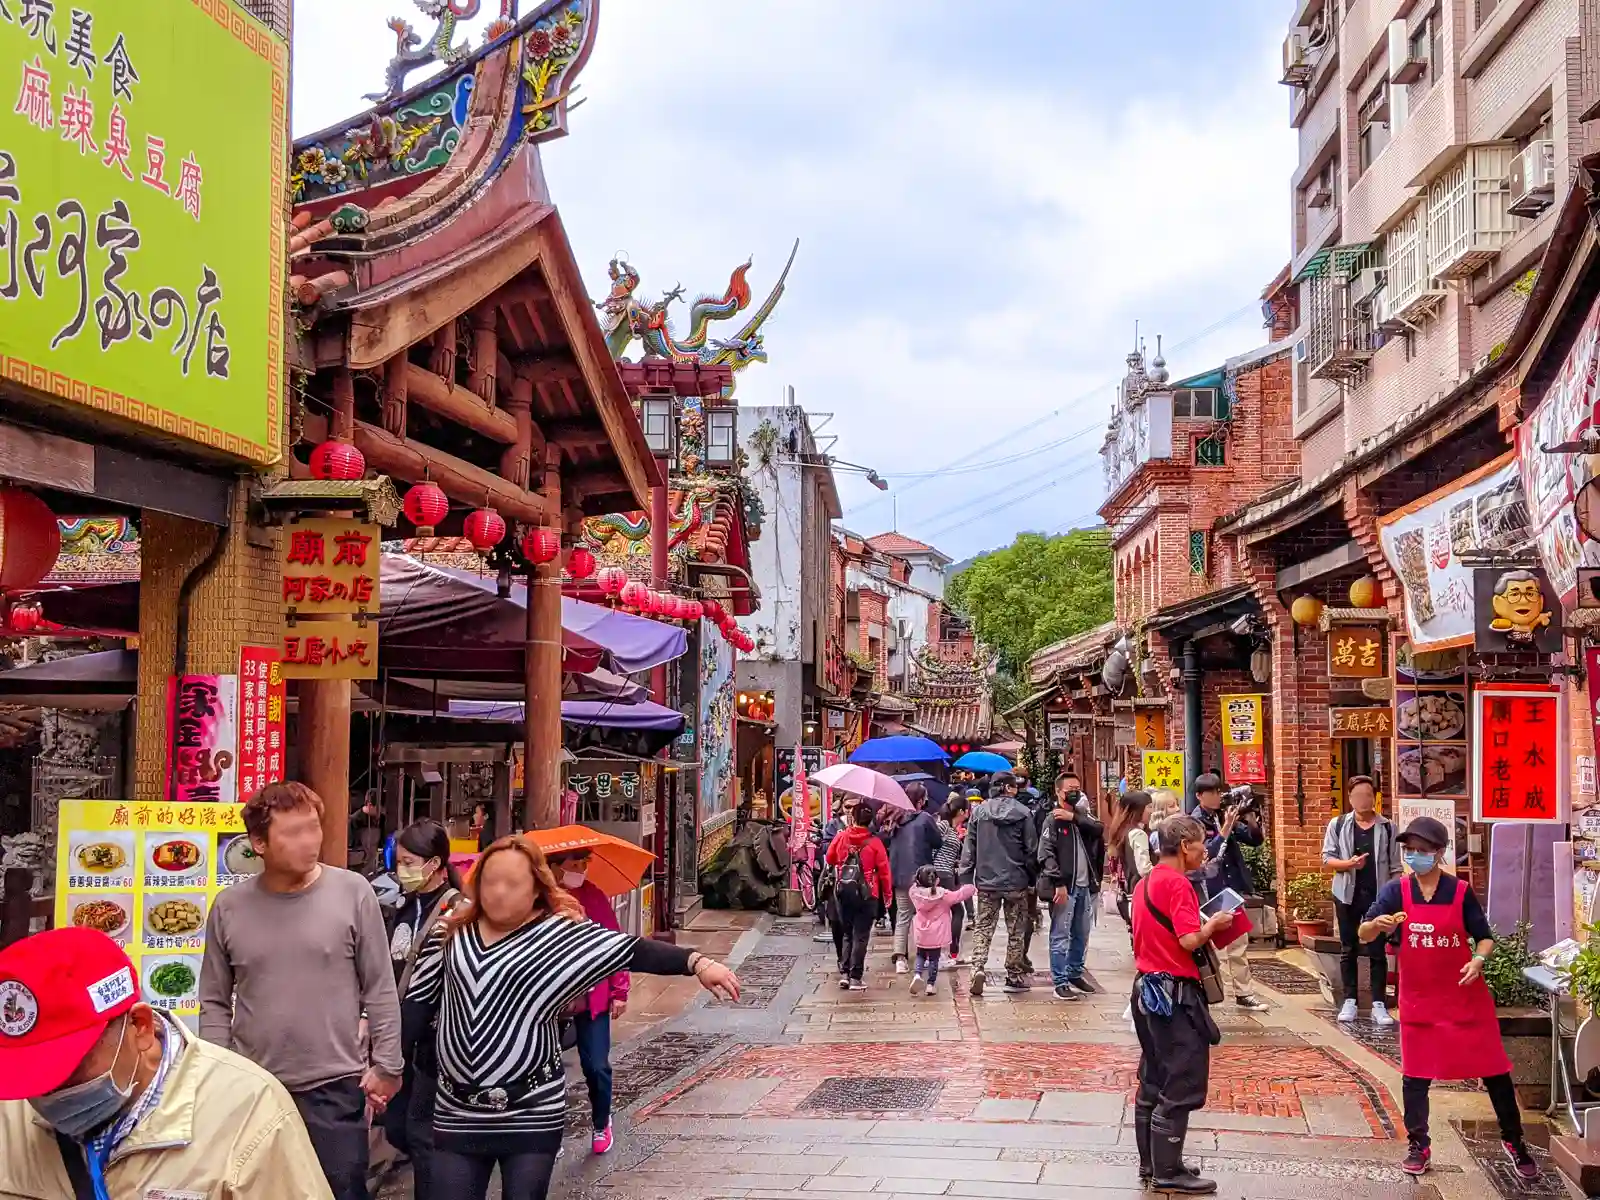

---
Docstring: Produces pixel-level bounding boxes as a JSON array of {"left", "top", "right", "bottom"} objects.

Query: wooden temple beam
[
  {"left": 331, "top": 368, "right": 356, "bottom": 441},
  {"left": 468, "top": 305, "right": 497, "bottom": 404},
  {"left": 500, "top": 375, "right": 534, "bottom": 489},
  {"left": 381, "top": 356, "right": 408, "bottom": 441},
  {"left": 513, "top": 352, "right": 582, "bottom": 385},
  {"left": 404, "top": 363, "right": 518, "bottom": 443},
  {"left": 543, "top": 418, "right": 609, "bottom": 450}
]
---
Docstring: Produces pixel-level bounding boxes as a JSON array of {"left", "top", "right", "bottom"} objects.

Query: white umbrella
[{"left": 811, "top": 763, "right": 914, "bottom": 811}]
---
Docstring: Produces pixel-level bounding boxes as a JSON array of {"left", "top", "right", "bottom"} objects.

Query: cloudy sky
[{"left": 292, "top": 1, "right": 1295, "bottom": 562}]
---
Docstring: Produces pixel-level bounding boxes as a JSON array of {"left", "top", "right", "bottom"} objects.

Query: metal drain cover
[
  {"left": 711, "top": 954, "right": 796, "bottom": 1007},
  {"left": 798, "top": 1076, "right": 944, "bottom": 1112}
]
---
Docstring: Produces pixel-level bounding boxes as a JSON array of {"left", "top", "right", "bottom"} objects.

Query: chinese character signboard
[
  {"left": 1396, "top": 798, "right": 1458, "bottom": 875},
  {"left": 1220, "top": 694, "right": 1266, "bottom": 783},
  {"left": 235, "top": 647, "right": 284, "bottom": 800},
  {"left": 1473, "top": 567, "right": 1562, "bottom": 654},
  {"left": 0, "top": 2, "right": 287, "bottom": 463},
  {"left": 1330, "top": 707, "right": 1394, "bottom": 738},
  {"left": 280, "top": 519, "right": 381, "bottom": 680},
  {"left": 1472, "top": 684, "right": 1566, "bottom": 823},
  {"left": 164, "top": 674, "right": 236, "bottom": 805},
  {"left": 1134, "top": 709, "right": 1167, "bottom": 750},
  {"left": 1047, "top": 715, "right": 1070, "bottom": 751},
  {"left": 775, "top": 746, "right": 824, "bottom": 813},
  {"left": 1141, "top": 749, "right": 1184, "bottom": 792},
  {"left": 1377, "top": 453, "right": 1533, "bottom": 650},
  {"left": 1328, "top": 626, "right": 1384, "bottom": 678},
  {"left": 54, "top": 798, "right": 255, "bottom": 1024}
]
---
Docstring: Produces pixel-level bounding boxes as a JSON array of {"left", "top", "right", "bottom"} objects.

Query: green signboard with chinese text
[{"left": 0, "top": 0, "right": 286, "bottom": 463}]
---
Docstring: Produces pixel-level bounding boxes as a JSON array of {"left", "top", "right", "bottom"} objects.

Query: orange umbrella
[{"left": 523, "top": 825, "right": 654, "bottom": 898}]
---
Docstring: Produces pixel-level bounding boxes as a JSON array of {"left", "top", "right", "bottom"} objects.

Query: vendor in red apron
[{"left": 1358, "top": 815, "right": 1538, "bottom": 1181}]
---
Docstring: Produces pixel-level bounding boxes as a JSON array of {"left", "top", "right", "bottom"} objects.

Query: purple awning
[{"left": 445, "top": 697, "right": 686, "bottom": 734}]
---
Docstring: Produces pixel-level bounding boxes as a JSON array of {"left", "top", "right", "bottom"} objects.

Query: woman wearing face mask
[
  {"left": 1359, "top": 816, "right": 1538, "bottom": 1182},
  {"left": 546, "top": 848, "right": 627, "bottom": 1155},
  {"left": 404, "top": 836, "right": 740, "bottom": 1200},
  {"left": 389, "top": 820, "right": 464, "bottom": 1200}
]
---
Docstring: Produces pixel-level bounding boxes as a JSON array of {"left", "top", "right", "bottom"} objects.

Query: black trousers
[
  {"left": 1131, "top": 986, "right": 1212, "bottom": 1125},
  {"left": 837, "top": 894, "right": 877, "bottom": 980},
  {"left": 432, "top": 1149, "right": 558, "bottom": 1200},
  {"left": 405, "top": 1069, "right": 440, "bottom": 1200},
  {"left": 937, "top": 870, "right": 967, "bottom": 950},
  {"left": 292, "top": 1076, "right": 370, "bottom": 1200},
  {"left": 1402, "top": 1073, "right": 1523, "bottom": 1149},
  {"left": 1334, "top": 896, "right": 1387, "bottom": 1004}
]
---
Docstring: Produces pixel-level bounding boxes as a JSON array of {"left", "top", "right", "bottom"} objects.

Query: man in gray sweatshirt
[{"left": 201, "top": 783, "right": 401, "bottom": 1200}]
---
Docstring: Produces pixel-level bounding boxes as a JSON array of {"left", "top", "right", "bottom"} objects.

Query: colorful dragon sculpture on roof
[
  {"left": 598, "top": 240, "right": 799, "bottom": 398},
  {"left": 368, "top": 0, "right": 519, "bottom": 102}
]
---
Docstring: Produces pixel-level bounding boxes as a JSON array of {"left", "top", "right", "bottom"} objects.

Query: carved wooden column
[
  {"left": 381, "top": 355, "right": 408, "bottom": 440},
  {"left": 309, "top": 365, "right": 356, "bottom": 864},
  {"left": 331, "top": 367, "right": 355, "bottom": 441},
  {"left": 525, "top": 444, "right": 564, "bottom": 830},
  {"left": 500, "top": 375, "right": 534, "bottom": 488},
  {"left": 429, "top": 324, "right": 456, "bottom": 379},
  {"left": 469, "top": 306, "right": 498, "bottom": 404}
]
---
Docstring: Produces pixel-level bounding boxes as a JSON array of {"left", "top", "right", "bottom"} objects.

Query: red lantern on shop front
[
  {"left": 597, "top": 566, "right": 627, "bottom": 595},
  {"left": 567, "top": 546, "right": 597, "bottom": 580},
  {"left": 521, "top": 526, "right": 560, "bottom": 565},
  {"left": 685, "top": 600, "right": 703, "bottom": 622},
  {"left": 402, "top": 482, "right": 449, "bottom": 536},
  {"left": 702, "top": 599, "right": 724, "bottom": 624},
  {"left": 7, "top": 599, "right": 42, "bottom": 633},
  {"left": 309, "top": 440, "right": 365, "bottom": 481},
  {"left": 0, "top": 489, "right": 60, "bottom": 592},
  {"left": 463, "top": 508, "right": 507, "bottom": 551},
  {"left": 619, "top": 581, "right": 648, "bottom": 610}
]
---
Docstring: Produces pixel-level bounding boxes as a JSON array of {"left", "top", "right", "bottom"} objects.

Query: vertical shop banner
[
  {"left": 1134, "top": 710, "right": 1168, "bottom": 751},
  {"left": 235, "top": 647, "right": 285, "bottom": 800},
  {"left": 1220, "top": 694, "right": 1267, "bottom": 783},
  {"left": 1392, "top": 636, "right": 1470, "bottom": 804},
  {"left": 1587, "top": 647, "right": 1600, "bottom": 753},
  {"left": 165, "top": 675, "right": 237, "bottom": 805},
  {"left": 1141, "top": 750, "right": 1184, "bottom": 792},
  {"left": 1516, "top": 296, "right": 1600, "bottom": 607},
  {"left": 1377, "top": 454, "right": 1534, "bottom": 650},
  {"left": 1397, "top": 797, "right": 1459, "bottom": 875},
  {"left": 1047, "top": 714, "right": 1071, "bottom": 750},
  {"left": 55, "top": 799, "right": 258, "bottom": 1024},
  {"left": 1472, "top": 685, "right": 1567, "bottom": 823},
  {"left": 280, "top": 518, "right": 381, "bottom": 680}
]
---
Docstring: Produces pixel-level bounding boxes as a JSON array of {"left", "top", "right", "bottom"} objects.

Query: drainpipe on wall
[
  {"left": 166, "top": 517, "right": 229, "bottom": 800},
  {"left": 1182, "top": 640, "right": 1202, "bottom": 810}
]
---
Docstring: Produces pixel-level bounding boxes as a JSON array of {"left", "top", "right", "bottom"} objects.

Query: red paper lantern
[
  {"left": 0, "top": 489, "right": 60, "bottom": 592},
  {"left": 620, "top": 581, "right": 648, "bottom": 610},
  {"left": 666, "top": 595, "right": 687, "bottom": 620},
  {"left": 597, "top": 566, "right": 628, "bottom": 595},
  {"left": 402, "top": 482, "right": 449, "bottom": 535},
  {"left": 702, "top": 599, "right": 724, "bottom": 624},
  {"left": 7, "top": 599, "right": 42, "bottom": 633},
  {"left": 521, "top": 526, "right": 561, "bottom": 564},
  {"left": 567, "top": 546, "right": 597, "bottom": 581},
  {"left": 308, "top": 440, "right": 365, "bottom": 481},
  {"left": 685, "top": 600, "right": 703, "bottom": 621},
  {"left": 644, "top": 591, "right": 665, "bottom": 615},
  {"left": 463, "top": 508, "right": 507, "bottom": 552}
]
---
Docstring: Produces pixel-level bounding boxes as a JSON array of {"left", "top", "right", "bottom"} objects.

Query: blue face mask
[
  {"left": 28, "top": 1018, "right": 135, "bottom": 1139},
  {"left": 1404, "top": 850, "right": 1439, "bottom": 875}
]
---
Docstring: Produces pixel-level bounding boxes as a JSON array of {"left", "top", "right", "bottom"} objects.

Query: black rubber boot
[
  {"left": 1136, "top": 1105, "right": 1200, "bottom": 1186},
  {"left": 1150, "top": 1114, "right": 1216, "bottom": 1194}
]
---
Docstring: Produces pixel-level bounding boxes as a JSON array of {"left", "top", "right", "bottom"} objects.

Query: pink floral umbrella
[{"left": 810, "top": 763, "right": 914, "bottom": 811}]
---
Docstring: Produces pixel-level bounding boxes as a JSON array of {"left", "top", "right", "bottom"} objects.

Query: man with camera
[{"left": 1191, "top": 773, "right": 1268, "bottom": 1012}]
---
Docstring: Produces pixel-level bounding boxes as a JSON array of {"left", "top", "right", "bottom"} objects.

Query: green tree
[{"left": 947, "top": 528, "right": 1113, "bottom": 675}]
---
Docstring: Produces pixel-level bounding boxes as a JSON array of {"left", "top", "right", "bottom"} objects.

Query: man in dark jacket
[
  {"left": 881, "top": 783, "right": 943, "bottom": 974},
  {"left": 958, "top": 772, "right": 1038, "bottom": 996},
  {"left": 1037, "top": 771, "right": 1105, "bottom": 1001},
  {"left": 1192, "top": 772, "right": 1268, "bottom": 1012}
]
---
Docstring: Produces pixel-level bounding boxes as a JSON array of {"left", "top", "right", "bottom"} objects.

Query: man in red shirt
[
  {"left": 1130, "top": 815, "right": 1234, "bottom": 1195},
  {"left": 826, "top": 804, "right": 893, "bottom": 990}
]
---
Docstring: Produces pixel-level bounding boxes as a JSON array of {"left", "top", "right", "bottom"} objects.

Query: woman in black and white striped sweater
[{"left": 402, "top": 836, "right": 739, "bottom": 1200}]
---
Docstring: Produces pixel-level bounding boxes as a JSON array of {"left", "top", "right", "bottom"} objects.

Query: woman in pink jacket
[
  {"left": 549, "top": 848, "right": 629, "bottom": 1155},
  {"left": 908, "top": 865, "right": 976, "bottom": 996}
]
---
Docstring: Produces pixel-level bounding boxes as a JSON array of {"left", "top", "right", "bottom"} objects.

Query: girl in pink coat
[{"left": 908, "top": 865, "right": 976, "bottom": 996}]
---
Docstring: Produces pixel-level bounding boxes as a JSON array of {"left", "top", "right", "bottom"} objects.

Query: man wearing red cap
[{"left": 0, "top": 927, "right": 331, "bottom": 1199}]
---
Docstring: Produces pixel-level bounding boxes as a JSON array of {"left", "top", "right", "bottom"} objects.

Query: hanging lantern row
[
  {"left": 463, "top": 508, "right": 507, "bottom": 552},
  {"left": 401, "top": 481, "right": 449, "bottom": 537}
]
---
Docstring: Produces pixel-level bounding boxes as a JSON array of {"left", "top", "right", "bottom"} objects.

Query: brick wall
[
  {"left": 1466, "top": 0, "right": 1578, "bottom": 139},
  {"left": 1344, "top": 294, "right": 1469, "bottom": 446},
  {"left": 134, "top": 484, "right": 282, "bottom": 799},
  {"left": 1300, "top": 411, "right": 1346, "bottom": 477}
]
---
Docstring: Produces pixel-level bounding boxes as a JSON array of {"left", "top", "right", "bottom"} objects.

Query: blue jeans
[
  {"left": 914, "top": 948, "right": 942, "bottom": 983},
  {"left": 1048, "top": 885, "right": 1093, "bottom": 986},
  {"left": 573, "top": 1011, "right": 613, "bottom": 1128}
]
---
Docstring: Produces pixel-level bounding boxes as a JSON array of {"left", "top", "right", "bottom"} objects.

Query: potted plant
[
  {"left": 1284, "top": 872, "right": 1329, "bottom": 941},
  {"left": 1241, "top": 840, "right": 1280, "bottom": 944},
  {"left": 1476, "top": 922, "right": 1549, "bottom": 1106}
]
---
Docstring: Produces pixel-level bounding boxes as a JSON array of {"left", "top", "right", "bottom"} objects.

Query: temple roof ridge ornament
[{"left": 599, "top": 239, "right": 800, "bottom": 399}]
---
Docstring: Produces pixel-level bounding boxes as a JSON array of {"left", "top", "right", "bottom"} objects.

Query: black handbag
[{"left": 1141, "top": 887, "right": 1225, "bottom": 1006}]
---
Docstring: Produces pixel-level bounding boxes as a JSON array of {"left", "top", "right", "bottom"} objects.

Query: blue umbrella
[
  {"left": 952, "top": 750, "right": 1013, "bottom": 774},
  {"left": 849, "top": 735, "right": 948, "bottom": 765},
  {"left": 892, "top": 772, "right": 951, "bottom": 807}
]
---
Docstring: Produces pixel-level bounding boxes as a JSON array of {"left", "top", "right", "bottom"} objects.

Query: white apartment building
[{"left": 1283, "top": 0, "right": 1588, "bottom": 476}]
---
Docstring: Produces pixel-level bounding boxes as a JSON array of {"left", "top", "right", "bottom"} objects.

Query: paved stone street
[{"left": 518, "top": 908, "right": 1549, "bottom": 1200}]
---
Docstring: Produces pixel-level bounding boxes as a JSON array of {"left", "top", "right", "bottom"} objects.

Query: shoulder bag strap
[
  {"left": 55, "top": 1134, "right": 97, "bottom": 1200},
  {"left": 397, "top": 887, "right": 460, "bottom": 998}
]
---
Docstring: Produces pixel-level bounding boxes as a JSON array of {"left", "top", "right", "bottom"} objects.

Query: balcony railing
[{"left": 1427, "top": 146, "right": 1515, "bottom": 279}]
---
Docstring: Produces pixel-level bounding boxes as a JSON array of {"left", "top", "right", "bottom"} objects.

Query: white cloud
[{"left": 292, "top": 1, "right": 1295, "bottom": 558}]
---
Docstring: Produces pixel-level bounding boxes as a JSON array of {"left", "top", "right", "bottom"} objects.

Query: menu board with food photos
[
  {"left": 1391, "top": 637, "right": 1471, "bottom": 806},
  {"left": 52, "top": 800, "right": 264, "bottom": 1026}
]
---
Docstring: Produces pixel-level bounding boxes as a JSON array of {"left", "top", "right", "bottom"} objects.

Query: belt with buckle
[{"left": 438, "top": 1058, "right": 563, "bottom": 1111}]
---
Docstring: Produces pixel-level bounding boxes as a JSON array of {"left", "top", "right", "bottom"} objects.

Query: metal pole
[{"left": 1183, "top": 640, "right": 1202, "bottom": 809}]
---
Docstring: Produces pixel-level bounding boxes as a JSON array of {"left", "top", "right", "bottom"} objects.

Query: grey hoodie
[{"left": 957, "top": 794, "right": 1039, "bottom": 892}]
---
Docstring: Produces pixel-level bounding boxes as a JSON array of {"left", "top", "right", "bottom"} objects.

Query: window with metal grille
[
  {"left": 1189, "top": 531, "right": 1207, "bottom": 575},
  {"left": 1195, "top": 434, "right": 1226, "bottom": 467}
]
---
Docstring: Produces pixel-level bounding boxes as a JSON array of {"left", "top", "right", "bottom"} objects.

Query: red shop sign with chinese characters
[
  {"left": 1471, "top": 683, "right": 1568, "bottom": 823},
  {"left": 236, "top": 646, "right": 285, "bottom": 799}
]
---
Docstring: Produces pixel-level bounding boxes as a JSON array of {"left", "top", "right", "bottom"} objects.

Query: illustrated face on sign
[{"left": 1490, "top": 571, "right": 1552, "bottom": 640}]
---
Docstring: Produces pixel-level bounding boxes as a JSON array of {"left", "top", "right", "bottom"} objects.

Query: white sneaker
[
  {"left": 909, "top": 975, "right": 926, "bottom": 996},
  {"left": 1337, "top": 999, "right": 1358, "bottom": 1023},
  {"left": 894, "top": 957, "right": 908, "bottom": 975},
  {"left": 1371, "top": 1002, "right": 1394, "bottom": 1027}
]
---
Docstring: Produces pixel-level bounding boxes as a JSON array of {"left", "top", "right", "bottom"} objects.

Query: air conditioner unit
[
  {"left": 1348, "top": 267, "right": 1385, "bottom": 310},
  {"left": 1281, "top": 31, "right": 1313, "bottom": 86},
  {"left": 1508, "top": 139, "right": 1557, "bottom": 218},
  {"left": 1388, "top": 20, "right": 1427, "bottom": 85}
]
